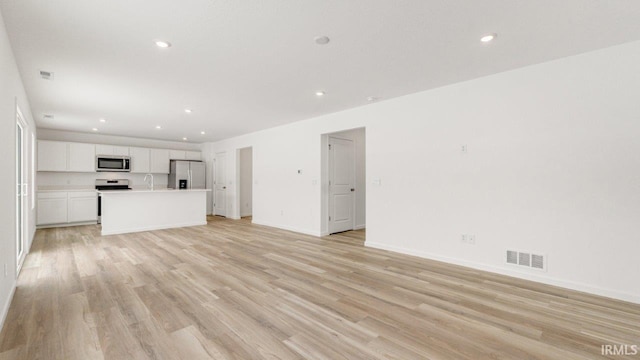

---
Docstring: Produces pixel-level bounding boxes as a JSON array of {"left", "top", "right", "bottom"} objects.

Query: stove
[
  {"left": 96, "top": 179, "right": 131, "bottom": 223},
  {"left": 95, "top": 179, "right": 131, "bottom": 191}
]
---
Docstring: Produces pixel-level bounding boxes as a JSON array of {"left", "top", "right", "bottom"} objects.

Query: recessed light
[
  {"left": 315, "top": 91, "right": 325, "bottom": 97},
  {"left": 92, "top": 128, "right": 98, "bottom": 132},
  {"left": 99, "top": 118, "right": 106, "bottom": 123},
  {"left": 200, "top": 131, "right": 205, "bottom": 135},
  {"left": 184, "top": 109, "right": 192, "bottom": 113},
  {"left": 480, "top": 33, "right": 496, "bottom": 43},
  {"left": 155, "top": 40, "right": 171, "bottom": 48},
  {"left": 314, "top": 36, "right": 330, "bottom": 45},
  {"left": 155, "top": 125, "right": 162, "bottom": 129},
  {"left": 182, "top": 137, "right": 188, "bottom": 141}
]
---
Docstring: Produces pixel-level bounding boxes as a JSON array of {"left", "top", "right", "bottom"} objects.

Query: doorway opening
[
  {"left": 213, "top": 151, "right": 227, "bottom": 217},
  {"left": 16, "top": 107, "right": 28, "bottom": 274},
  {"left": 321, "top": 127, "right": 366, "bottom": 237},
  {"left": 238, "top": 147, "right": 253, "bottom": 220}
]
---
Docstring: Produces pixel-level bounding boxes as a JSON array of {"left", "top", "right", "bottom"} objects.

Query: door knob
[
  {"left": 223, "top": 186, "right": 227, "bottom": 189},
  {"left": 350, "top": 188, "right": 355, "bottom": 192}
]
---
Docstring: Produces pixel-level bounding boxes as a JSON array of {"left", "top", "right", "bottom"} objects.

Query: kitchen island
[{"left": 98, "top": 188, "right": 210, "bottom": 236}]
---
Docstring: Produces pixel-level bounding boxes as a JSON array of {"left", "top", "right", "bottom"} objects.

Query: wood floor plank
[{"left": 0, "top": 217, "right": 638, "bottom": 359}]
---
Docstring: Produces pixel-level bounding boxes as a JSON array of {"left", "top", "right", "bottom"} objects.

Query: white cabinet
[
  {"left": 68, "top": 143, "right": 95, "bottom": 172},
  {"left": 37, "top": 141, "right": 95, "bottom": 172},
  {"left": 37, "top": 140, "right": 188, "bottom": 175},
  {"left": 169, "top": 150, "right": 186, "bottom": 160},
  {"left": 37, "top": 141, "right": 67, "bottom": 171},
  {"left": 170, "top": 150, "right": 200, "bottom": 160},
  {"left": 130, "top": 147, "right": 150, "bottom": 173},
  {"left": 150, "top": 149, "right": 170, "bottom": 174},
  {"left": 68, "top": 192, "right": 98, "bottom": 223},
  {"left": 113, "top": 146, "right": 130, "bottom": 156},
  {"left": 37, "top": 192, "right": 68, "bottom": 225},
  {"left": 96, "top": 144, "right": 129, "bottom": 156},
  {"left": 185, "top": 151, "right": 201, "bottom": 161},
  {"left": 37, "top": 191, "right": 98, "bottom": 226}
]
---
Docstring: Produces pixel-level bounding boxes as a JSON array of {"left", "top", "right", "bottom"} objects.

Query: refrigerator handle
[{"left": 189, "top": 169, "right": 192, "bottom": 189}]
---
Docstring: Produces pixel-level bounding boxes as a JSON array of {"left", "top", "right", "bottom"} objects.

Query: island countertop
[{"left": 98, "top": 188, "right": 211, "bottom": 194}]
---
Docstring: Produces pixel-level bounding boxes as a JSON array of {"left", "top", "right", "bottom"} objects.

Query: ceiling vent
[
  {"left": 39, "top": 70, "right": 54, "bottom": 80},
  {"left": 43, "top": 114, "right": 54, "bottom": 120},
  {"left": 506, "top": 250, "right": 546, "bottom": 271}
]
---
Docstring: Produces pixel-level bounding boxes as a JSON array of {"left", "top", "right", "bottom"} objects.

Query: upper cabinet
[
  {"left": 38, "top": 141, "right": 95, "bottom": 172},
  {"left": 96, "top": 144, "right": 129, "bottom": 156},
  {"left": 68, "top": 143, "right": 96, "bottom": 172},
  {"left": 150, "top": 149, "right": 170, "bottom": 174},
  {"left": 129, "top": 147, "right": 150, "bottom": 173},
  {"left": 186, "top": 151, "right": 201, "bottom": 161},
  {"left": 169, "top": 150, "right": 186, "bottom": 160},
  {"left": 38, "top": 141, "right": 68, "bottom": 171},
  {"left": 37, "top": 140, "right": 200, "bottom": 174},
  {"left": 170, "top": 150, "right": 201, "bottom": 161}
]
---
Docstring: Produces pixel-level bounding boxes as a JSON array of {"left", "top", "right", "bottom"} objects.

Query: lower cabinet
[
  {"left": 36, "top": 192, "right": 68, "bottom": 225},
  {"left": 37, "top": 191, "right": 97, "bottom": 226}
]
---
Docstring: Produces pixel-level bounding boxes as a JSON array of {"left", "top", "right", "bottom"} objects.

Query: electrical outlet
[
  {"left": 280, "top": 210, "right": 284, "bottom": 216},
  {"left": 461, "top": 145, "right": 468, "bottom": 154},
  {"left": 461, "top": 234, "right": 476, "bottom": 245}
]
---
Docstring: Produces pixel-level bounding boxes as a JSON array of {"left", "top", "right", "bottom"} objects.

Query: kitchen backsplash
[{"left": 37, "top": 172, "right": 169, "bottom": 189}]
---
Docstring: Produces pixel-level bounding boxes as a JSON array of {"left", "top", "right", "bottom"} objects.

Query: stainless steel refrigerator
[{"left": 168, "top": 160, "right": 206, "bottom": 189}]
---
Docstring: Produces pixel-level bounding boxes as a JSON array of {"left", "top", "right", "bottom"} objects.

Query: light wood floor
[{"left": 1, "top": 217, "right": 638, "bottom": 359}]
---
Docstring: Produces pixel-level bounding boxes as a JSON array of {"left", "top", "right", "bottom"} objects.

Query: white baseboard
[
  {"left": 0, "top": 282, "right": 16, "bottom": 334},
  {"left": 251, "top": 219, "right": 322, "bottom": 237},
  {"left": 354, "top": 224, "right": 366, "bottom": 230},
  {"left": 366, "top": 241, "right": 640, "bottom": 305}
]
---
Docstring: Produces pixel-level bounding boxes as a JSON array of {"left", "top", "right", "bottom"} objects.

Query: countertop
[
  {"left": 37, "top": 187, "right": 96, "bottom": 193},
  {"left": 97, "top": 188, "right": 211, "bottom": 194}
]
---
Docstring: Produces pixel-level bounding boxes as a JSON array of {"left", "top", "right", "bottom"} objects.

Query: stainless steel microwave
[{"left": 96, "top": 156, "right": 131, "bottom": 172}]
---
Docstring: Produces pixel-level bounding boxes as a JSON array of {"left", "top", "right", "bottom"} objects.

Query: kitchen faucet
[{"left": 144, "top": 174, "right": 154, "bottom": 190}]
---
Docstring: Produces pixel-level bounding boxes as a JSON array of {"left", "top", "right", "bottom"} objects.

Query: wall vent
[
  {"left": 39, "top": 70, "right": 54, "bottom": 80},
  {"left": 506, "top": 250, "right": 546, "bottom": 271},
  {"left": 531, "top": 254, "right": 545, "bottom": 270}
]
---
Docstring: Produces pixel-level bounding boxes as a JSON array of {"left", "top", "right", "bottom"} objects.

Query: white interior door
[
  {"left": 214, "top": 152, "right": 227, "bottom": 216},
  {"left": 329, "top": 137, "right": 355, "bottom": 234}
]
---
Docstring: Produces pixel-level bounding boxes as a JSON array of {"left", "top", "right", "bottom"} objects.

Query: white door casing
[
  {"left": 214, "top": 152, "right": 227, "bottom": 216},
  {"left": 328, "top": 137, "right": 355, "bottom": 234},
  {"left": 16, "top": 108, "right": 28, "bottom": 273}
]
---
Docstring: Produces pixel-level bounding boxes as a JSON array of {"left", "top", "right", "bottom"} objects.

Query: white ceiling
[{"left": 2, "top": 0, "right": 640, "bottom": 143}]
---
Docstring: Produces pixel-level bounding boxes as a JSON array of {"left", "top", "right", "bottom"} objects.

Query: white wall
[
  {"left": 38, "top": 129, "right": 202, "bottom": 151},
  {"left": 204, "top": 41, "right": 640, "bottom": 303},
  {"left": 0, "top": 8, "right": 36, "bottom": 330},
  {"left": 239, "top": 147, "right": 253, "bottom": 217}
]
